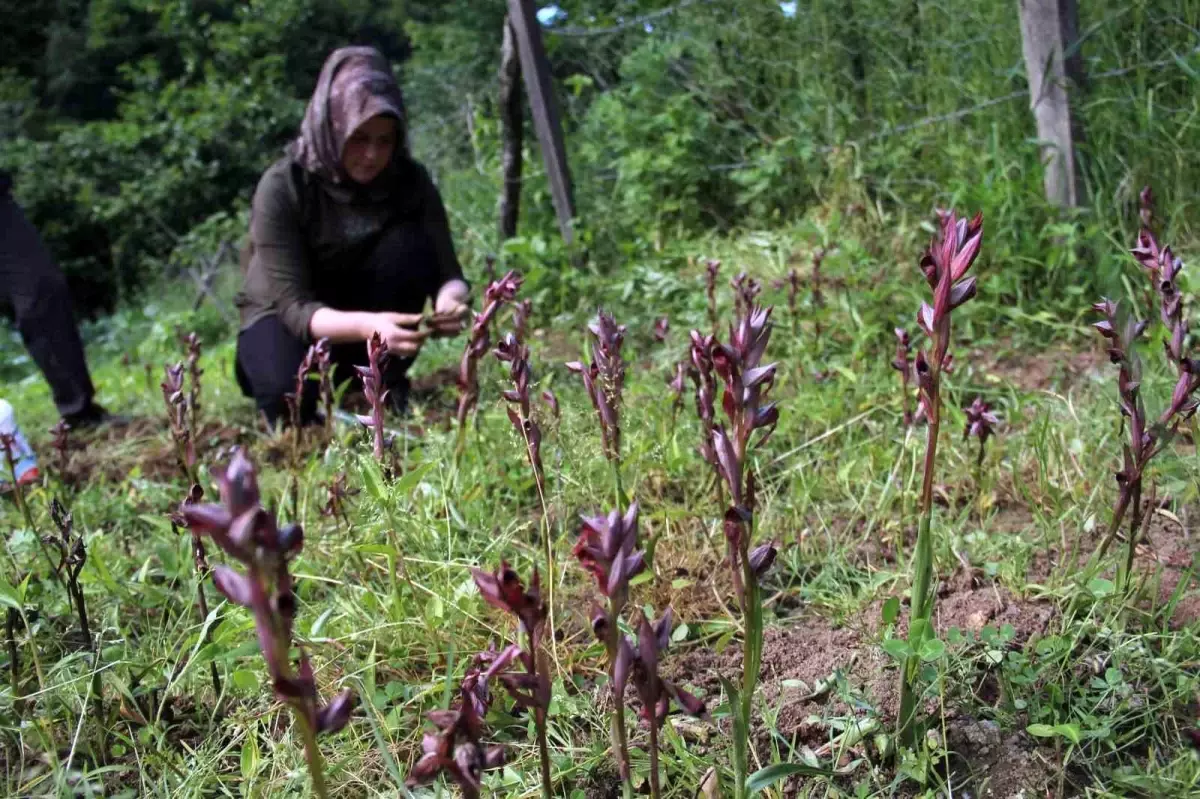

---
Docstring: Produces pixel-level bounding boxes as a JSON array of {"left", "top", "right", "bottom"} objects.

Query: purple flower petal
[
  {"left": 316, "top": 689, "right": 356, "bottom": 734},
  {"left": 749, "top": 542, "right": 778, "bottom": 578},
  {"left": 180, "top": 504, "right": 232, "bottom": 536},
  {"left": 613, "top": 638, "right": 634, "bottom": 697},
  {"left": 211, "top": 565, "right": 254, "bottom": 607},
  {"left": 664, "top": 679, "right": 710, "bottom": 720}
]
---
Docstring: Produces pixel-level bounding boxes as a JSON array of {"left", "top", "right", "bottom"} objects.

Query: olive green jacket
[{"left": 236, "top": 155, "right": 464, "bottom": 341}]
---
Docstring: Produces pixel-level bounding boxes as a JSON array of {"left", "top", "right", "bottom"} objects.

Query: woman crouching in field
[{"left": 235, "top": 46, "right": 469, "bottom": 429}]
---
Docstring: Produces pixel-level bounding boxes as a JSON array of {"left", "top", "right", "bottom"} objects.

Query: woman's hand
[
  {"left": 428, "top": 280, "right": 471, "bottom": 338},
  {"left": 365, "top": 312, "right": 429, "bottom": 357}
]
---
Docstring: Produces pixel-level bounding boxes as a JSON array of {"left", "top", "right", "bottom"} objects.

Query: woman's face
[{"left": 342, "top": 114, "right": 397, "bottom": 185}]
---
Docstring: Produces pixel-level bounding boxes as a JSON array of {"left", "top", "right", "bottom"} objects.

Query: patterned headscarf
[{"left": 289, "top": 47, "right": 407, "bottom": 185}]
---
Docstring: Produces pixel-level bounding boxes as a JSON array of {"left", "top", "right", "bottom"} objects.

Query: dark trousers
[
  {"left": 235, "top": 218, "right": 443, "bottom": 428},
  {"left": 0, "top": 194, "right": 96, "bottom": 417}
]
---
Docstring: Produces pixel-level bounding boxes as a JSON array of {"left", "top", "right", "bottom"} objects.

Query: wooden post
[
  {"left": 498, "top": 15, "right": 523, "bottom": 241},
  {"left": 1018, "top": 0, "right": 1087, "bottom": 208},
  {"left": 506, "top": 0, "right": 576, "bottom": 244}
]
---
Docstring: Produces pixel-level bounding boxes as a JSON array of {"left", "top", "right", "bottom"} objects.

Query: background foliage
[{"left": 1, "top": 0, "right": 1197, "bottom": 314}]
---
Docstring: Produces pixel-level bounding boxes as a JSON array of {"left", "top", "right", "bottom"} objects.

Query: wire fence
[{"left": 401, "top": 0, "right": 1200, "bottom": 257}]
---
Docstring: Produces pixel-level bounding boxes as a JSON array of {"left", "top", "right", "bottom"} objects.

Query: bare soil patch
[
  {"left": 1134, "top": 502, "right": 1200, "bottom": 627},
  {"left": 946, "top": 718, "right": 1065, "bottom": 798},
  {"left": 664, "top": 570, "right": 1060, "bottom": 793},
  {"left": 972, "top": 339, "right": 1107, "bottom": 394}
]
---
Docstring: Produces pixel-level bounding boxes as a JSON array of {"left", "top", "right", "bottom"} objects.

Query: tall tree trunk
[
  {"left": 498, "top": 16, "right": 523, "bottom": 241},
  {"left": 1018, "top": 0, "right": 1087, "bottom": 207}
]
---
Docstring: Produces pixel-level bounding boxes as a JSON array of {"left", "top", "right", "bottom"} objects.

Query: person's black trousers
[
  {"left": 235, "top": 218, "right": 444, "bottom": 428},
  {"left": 0, "top": 193, "right": 97, "bottom": 418}
]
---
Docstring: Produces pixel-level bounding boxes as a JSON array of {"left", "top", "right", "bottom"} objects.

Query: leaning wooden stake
[{"left": 506, "top": 0, "right": 576, "bottom": 243}]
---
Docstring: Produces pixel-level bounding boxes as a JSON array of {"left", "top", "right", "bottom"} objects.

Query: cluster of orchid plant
[
  {"left": 893, "top": 209, "right": 984, "bottom": 749},
  {"left": 773, "top": 267, "right": 802, "bottom": 338},
  {"left": 182, "top": 450, "right": 353, "bottom": 799},
  {"left": 455, "top": 270, "right": 523, "bottom": 450},
  {"left": 314, "top": 338, "right": 333, "bottom": 437},
  {"left": 653, "top": 315, "right": 670, "bottom": 343},
  {"left": 286, "top": 344, "right": 320, "bottom": 446},
  {"left": 320, "top": 472, "right": 357, "bottom": 529},
  {"left": 963, "top": 397, "right": 999, "bottom": 469},
  {"left": 355, "top": 332, "right": 389, "bottom": 462},
  {"left": 408, "top": 684, "right": 505, "bottom": 797},
  {"left": 1089, "top": 185, "right": 1199, "bottom": 586},
  {"left": 892, "top": 328, "right": 914, "bottom": 427},
  {"left": 568, "top": 310, "right": 628, "bottom": 498},
  {"left": 183, "top": 332, "right": 203, "bottom": 431},
  {"left": 461, "top": 564, "right": 553, "bottom": 796},
  {"left": 513, "top": 298, "right": 533, "bottom": 344},
  {"left": 495, "top": 333, "right": 546, "bottom": 503},
  {"left": 161, "top": 363, "right": 197, "bottom": 483},
  {"left": 159, "top": 341, "right": 227, "bottom": 694},
  {"left": 730, "top": 271, "right": 762, "bottom": 317},
  {"left": 48, "top": 419, "right": 71, "bottom": 479},
  {"left": 574, "top": 502, "right": 707, "bottom": 797},
  {"left": 689, "top": 332, "right": 721, "bottom": 488},
  {"left": 46, "top": 499, "right": 90, "bottom": 646},
  {"left": 705, "top": 259, "right": 722, "bottom": 332},
  {"left": 699, "top": 303, "right": 780, "bottom": 797}
]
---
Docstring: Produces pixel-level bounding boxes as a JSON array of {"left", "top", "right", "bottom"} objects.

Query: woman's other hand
[
  {"left": 429, "top": 279, "right": 471, "bottom": 338},
  {"left": 367, "top": 312, "right": 429, "bottom": 356}
]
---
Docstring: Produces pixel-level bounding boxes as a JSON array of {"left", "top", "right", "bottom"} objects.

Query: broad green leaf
[
  {"left": 1054, "top": 723, "right": 1082, "bottom": 745},
  {"left": 831, "top": 365, "right": 857, "bottom": 383},
  {"left": 881, "top": 638, "right": 912, "bottom": 660},
  {"left": 918, "top": 637, "right": 946, "bottom": 662},
  {"left": 908, "top": 617, "right": 931, "bottom": 645},
  {"left": 629, "top": 570, "right": 654, "bottom": 587},
  {"left": 364, "top": 642, "right": 377, "bottom": 704},
  {"left": 1087, "top": 578, "right": 1115, "bottom": 597},
  {"left": 718, "top": 675, "right": 740, "bottom": 709},
  {"left": 231, "top": 670, "right": 259, "bottom": 692},
  {"left": 310, "top": 607, "right": 335, "bottom": 637},
  {"left": 746, "top": 762, "right": 834, "bottom": 791},
  {"left": 1026, "top": 723, "right": 1057, "bottom": 738},
  {"left": 394, "top": 461, "right": 434, "bottom": 496},
  {"left": 360, "top": 460, "right": 386, "bottom": 504},
  {"left": 354, "top": 543, "right": 398, "bottom": 557},
  {"left": 426, "top": 593, "right": 444, "bottom": 621},
  {"left": 881, "top": 596, "right": 900, "bottom": 625},
  {"left": 240, "top": 729, "right": 259, "bottom": 778},
  {"left": 0, "top": 579, "right": 23, "bottom": 611}
]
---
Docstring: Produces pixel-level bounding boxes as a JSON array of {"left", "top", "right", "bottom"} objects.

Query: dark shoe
[{"left": 62, "top": 402, "right": 129, "bottom": 430}]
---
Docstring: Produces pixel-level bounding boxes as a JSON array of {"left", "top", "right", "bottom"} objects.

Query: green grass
[{"left": 2, "top": 203, "right": 1199, "bottom": 798}]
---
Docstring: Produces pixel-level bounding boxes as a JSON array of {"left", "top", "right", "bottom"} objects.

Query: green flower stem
[
  {"left": 1121, "top": 480, "right": 1144, "bottom": 591},
  {"left": 608, "top": 594, "right": 634, "bottom": 798},
  {"left": 897, "top": 394, "right": 940, "bottom": 749},
  {"left": 295, "top": 704, "right": 330, "bottom": 799},
  {"left": 648, "top": 715, "right": 661, "bottom": 799},
  {"left": 733, "top": 519, "right": 763, "bottom": 799}
]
